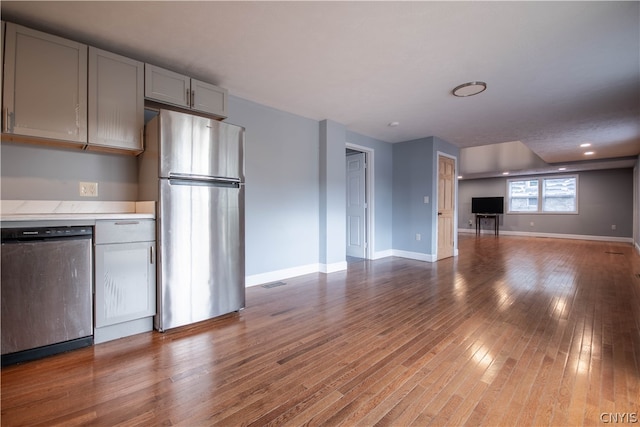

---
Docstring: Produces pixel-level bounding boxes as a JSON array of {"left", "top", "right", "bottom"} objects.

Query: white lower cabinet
[{"left": 94, "top": 219, "right": 156, "bottom": 344}]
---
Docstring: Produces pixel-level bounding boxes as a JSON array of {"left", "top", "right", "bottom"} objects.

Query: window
[{"left": 507, "top": 175, "right": 577, "bottom": 213}]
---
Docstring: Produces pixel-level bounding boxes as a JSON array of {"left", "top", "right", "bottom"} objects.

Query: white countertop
[{"left": 1, "top": 200, "right": 155, "bottom": 222}]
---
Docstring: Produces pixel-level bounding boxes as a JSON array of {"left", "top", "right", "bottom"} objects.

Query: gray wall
[
  {"left": 392, "top": 137, "right": 433, "bottom": 254},
  {"left": 346, "top": 130, "right": 393, "bottom": 253},
  {"left": 319, "top": 120, "right": 347, "bottom": 267},
  {"left": 0, "top": 142, "right": 138, "bottom": 200},
  {"left": 225, "top": 95, "right": 320, "bottom": 276},
  {"left": 391, "top": 136, "right": 459, "bottom": 256},
  {"left": 458, "top": 168, "right": 634, "bottom": 238}
]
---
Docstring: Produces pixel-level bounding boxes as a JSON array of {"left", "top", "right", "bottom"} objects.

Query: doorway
[{"left": 345, "top": 144, "right": 373, "bottom": 260}]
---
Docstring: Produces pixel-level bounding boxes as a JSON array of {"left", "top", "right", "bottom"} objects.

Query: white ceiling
[{"left": 2, "top": 1, "right": 639, "bottom": 175}]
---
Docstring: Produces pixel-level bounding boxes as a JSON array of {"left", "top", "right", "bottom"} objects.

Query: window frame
[{"left": 506, "top": 174, "right": 579, "bottom": 214}]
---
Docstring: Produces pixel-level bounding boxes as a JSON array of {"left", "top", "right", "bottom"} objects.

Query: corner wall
[{"left": 226, "top": 96, "right": 321, "bottom": 281}]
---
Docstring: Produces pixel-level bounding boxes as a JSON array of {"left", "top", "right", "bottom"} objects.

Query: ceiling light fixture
[
  {"left": 388, "top": 121, "right": 400, "bottom": 127},
  {"left": 502, "top": 171, "right": 509, "bottom": 175},
  {"left": 580, "top": 143, "right": 592, "bottom": 148},
  {"left": 584, "top": 151, "right": 595, "bottom": 156},
  {"left": 452, "top": 81, "right": 487, "bottom": 97},
  {"left": 558, "top": 167, "right": 567, "bottom": 171}
]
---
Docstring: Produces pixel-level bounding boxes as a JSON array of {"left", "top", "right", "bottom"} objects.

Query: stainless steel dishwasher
[{"left": 1, "top": 226, "right": 94, "bottom": 365}]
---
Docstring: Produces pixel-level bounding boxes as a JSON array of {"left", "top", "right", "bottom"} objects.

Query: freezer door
[
  {"left": 157, "top": 179, "right": 245, "bottom": 331},
  {"left": 158, "top": 109, "right": 244, "bottom": 181}
]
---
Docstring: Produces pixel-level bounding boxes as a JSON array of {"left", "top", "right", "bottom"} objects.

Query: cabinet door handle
[
  {"left": 3, "top": 108, "right": 9, "bottom": 133},
  {"left": 114, "top": 221, "right": 140, "bottom": 226},
  {"left": 191, "top": 89, "right": 195, "bottom": 107},
  {"left": 150, "top": 246, "right": 154, "bottom": 264},
  {"left": 186, "top": 88, "right": 190, "bottom": 106}
]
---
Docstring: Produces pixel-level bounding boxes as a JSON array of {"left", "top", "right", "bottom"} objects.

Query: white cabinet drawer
[{"left": 95, "top": 219, "right": 155, "bottom": 244}]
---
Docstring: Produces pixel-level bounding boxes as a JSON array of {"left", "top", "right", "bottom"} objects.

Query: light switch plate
[{"left": 79, "top": 182, "right": 98, "bottom": 197}]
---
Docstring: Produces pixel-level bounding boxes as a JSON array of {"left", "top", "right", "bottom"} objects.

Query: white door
[{"left": 346, "top": 152, "right": 366, "bottom": 258}]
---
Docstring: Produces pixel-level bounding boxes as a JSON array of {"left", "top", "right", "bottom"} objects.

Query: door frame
[
  {"left": 346, "top": 142, "right": 374, "bottom": 260},
  {"left": 435, "top": 151, "right": 459, "bottom": 259}
]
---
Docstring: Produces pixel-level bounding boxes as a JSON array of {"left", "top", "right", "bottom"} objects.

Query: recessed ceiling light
[
  {"left": 452, "top": 81, "right": 487, "bottom": 97},
  {"left": 502, "top": 171, "right": 509, "bottom": 175},
  {"left": 558, "top": 167, "right": 567, "bottom": 171},
  {"left": 457, "top": 175, "right": 463, "bottom": 179},
  {"left": 584, "top": 151, "right": 595, "bottom": 156},
  {"left": 388, "top": 121, "right": 400, "bottom": 127},
  {"left": 580, "top": 143, "right": 592, "bottom": 148}
]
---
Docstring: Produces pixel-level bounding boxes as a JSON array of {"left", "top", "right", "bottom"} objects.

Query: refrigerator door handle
[{"left": 168, "top": 173, "right": 241, "bottom": 184}]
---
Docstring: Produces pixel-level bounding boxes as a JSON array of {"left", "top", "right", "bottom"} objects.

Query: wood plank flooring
[{"left": 2, "top": 234, "right": 640, "bottom": 426}]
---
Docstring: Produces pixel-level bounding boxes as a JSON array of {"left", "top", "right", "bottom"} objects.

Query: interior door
[
  {"left": 437, "top": 155, "right": 456, "bottom": 260},
  {"left": 346, "top": 152, "right": 366, "bottom": 258}
]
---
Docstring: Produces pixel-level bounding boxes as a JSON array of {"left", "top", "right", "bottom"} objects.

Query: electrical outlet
[
  {"left": 530, "top": 222, "right": 535, "bottom": 227},
  {"left": 416, "top": 233, "right": 421, "bottom": 241},
  {"left": 468, "top": 219, "right": 473, "bottom": 226},
  {"left": 79, "top": 182, "right": 98, "bottom": 197},
  {"left": 611, "top": 224, "right": 616, "bottom": 230},
  {"left": 424, "top": 196, "right": 429, "bottom": 204}
]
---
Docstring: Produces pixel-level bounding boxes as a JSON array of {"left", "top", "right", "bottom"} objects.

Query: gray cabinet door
[
  {"left": 94, "top": 241, "right": 156, "bottom": 328},
  {"left": 192, "top": 78, "right": 228, "bottom": 117},
  {"left": 88, "top": 47, "right": 144, "bottom": 152},
  {"left": 144, "top": 64, "right": 191, "bottom": 109},
  {"left": 3, "top": 23, "right": 87, "bottom": 144},
  {"left": 94, "top": 220, "right": 156, "bottom": 329}
]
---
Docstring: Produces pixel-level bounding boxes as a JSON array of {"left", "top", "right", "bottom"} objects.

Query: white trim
[
  {"left": 245, "top": 263, "right": 320, "bottom": 287},
  {"left": 320, "top": 261, "right": 348, "bottom": 274},
  {"left": 458, "top": 227, "right": 633, "bottom": 243},
  {"left": 636, "top": 241, "right": 640, "bottom": 255},
  {"left": 373, "top": 249, "right": 393, "bottom": 260},
  {"left": 435, "top": 151, "right": 459, "bottom": 260},
  {"left": 392, "top": 249, "right": 437, "bottom": 262},
  {"left": 346, "top": 142, "right": 375, "bottom": 260}
]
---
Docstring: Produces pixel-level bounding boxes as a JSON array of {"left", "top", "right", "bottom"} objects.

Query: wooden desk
[{"left": 475, "top": 214, "right": 499, "bottom": 236}]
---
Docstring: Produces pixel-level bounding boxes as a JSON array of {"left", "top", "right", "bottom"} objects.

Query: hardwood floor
[{"left": 2, "top": 235, "right": 639, "bottom": 426}]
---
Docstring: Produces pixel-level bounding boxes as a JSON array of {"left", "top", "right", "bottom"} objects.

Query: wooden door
[{"left": 437, "top": 155, "right": 455, "bottom": 260}]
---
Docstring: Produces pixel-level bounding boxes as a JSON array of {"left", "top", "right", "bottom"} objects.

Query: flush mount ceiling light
[
  {"left": 580, "top": 143, "right": 592, "bottom": 148},
  {"left": 388, "top": 121, "right": 400, "bottom": 127},
  {"left": 452, "top": 81, "right": 487, "bottom": 97},
  {"left": 584, "top": 151, "right": 595, "bottom": 156}
]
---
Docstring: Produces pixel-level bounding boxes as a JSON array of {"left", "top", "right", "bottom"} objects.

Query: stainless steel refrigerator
[{"left": 138, "top": 109, "right": 245, "bottom": 332}]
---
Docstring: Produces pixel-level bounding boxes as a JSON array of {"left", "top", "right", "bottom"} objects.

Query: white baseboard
[
  {"left": 320, "top": 261, "right": 348, "bottom": 274},
  {"left": 391, "top": 249, "right": 436, "bottom": 262},
  {"left": 459, "top": 227, "right": 633, "bottom": 243},
  {"left": 245, "top": 263, "right": 320, "bottom": 287},
  {"left": 636, "top": 241, "right": 640, "bottom": 255},
  {"left": 373, "top": 249, "right": 393, "bottom": 260}
]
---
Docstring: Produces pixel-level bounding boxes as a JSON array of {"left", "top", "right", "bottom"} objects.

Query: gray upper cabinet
[
  {"left": 88, "top": 47, "right": 144, "bottom": 153},
  {"left": 2, "top": 23, "right": 88, "bottom": 145},
  {"left": 145, "top": 64, "right": 228, "bottom": 118}
]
